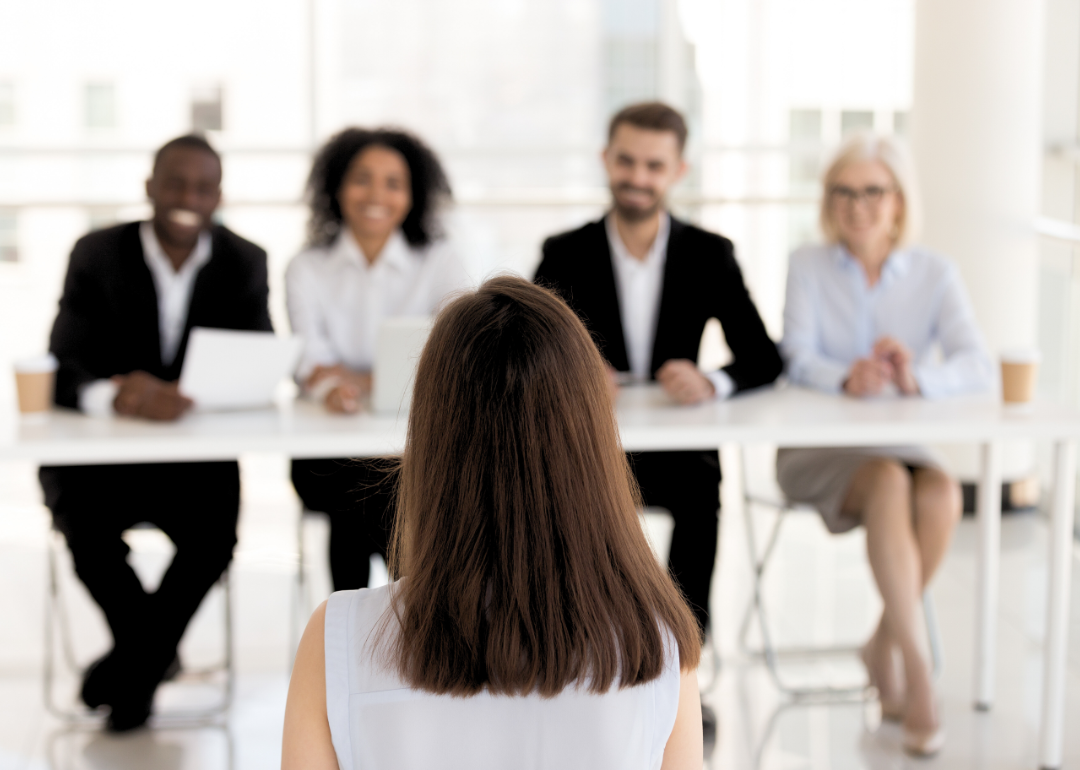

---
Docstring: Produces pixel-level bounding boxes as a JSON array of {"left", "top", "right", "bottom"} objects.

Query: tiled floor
[{"left": 1, "top": 447, "right": 1079, "bottom": 769}]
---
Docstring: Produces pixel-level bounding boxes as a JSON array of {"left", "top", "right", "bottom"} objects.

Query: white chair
[
  {"left": 289, "top": 507, "right": 322, "bottom": 669},
  {"left": 738, "top": 447, "right": 943, "bottom": 701},
  {"left": 44, "top": 525, "right": 234, "bottom": 726}
]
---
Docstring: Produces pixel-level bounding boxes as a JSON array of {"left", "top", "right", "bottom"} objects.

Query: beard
[{"left": 609, "top": 183, "right": 664, "bottom": 223}]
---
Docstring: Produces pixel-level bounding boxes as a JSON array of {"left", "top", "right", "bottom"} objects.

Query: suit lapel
[
  {"left": 593, "top": 221, "right": 630, "bottom": 371},
  {"left": 650, "top": 216, "right": 684, "bottom": 375}
]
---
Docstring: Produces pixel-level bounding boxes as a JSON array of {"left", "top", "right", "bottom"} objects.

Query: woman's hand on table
[
  {"left": 305, "top": 365, "right": 372, "bottom": 414},
  {"left": 657, "top": 359, "right": 716, "bottom": 405},
  {"left": 843, "top": 358, "right": 894, "bottom": 397},
  {"left": 873, "top": 337, "right": 920, "bottom": 395}
]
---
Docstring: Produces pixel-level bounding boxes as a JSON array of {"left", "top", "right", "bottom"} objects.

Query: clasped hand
[
  {"left": 112, "top": 371, "right": 192, "bottom": 421},
  {"left": 305, "top": 365, "right": 372, "bottom": 414},
  {"left": 843, "top": 337, "right": 919, "bottom": 397}
]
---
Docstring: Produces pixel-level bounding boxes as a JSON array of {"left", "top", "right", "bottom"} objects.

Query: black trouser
[
  {"left": 39, "top": 462, "right": 240, "bottom": 686},
  {"left": 290, "top": 458, "right": 395, "bottom": 591},
  {"left": 628, "top": 450, "right": 721, "bottom": 636}
]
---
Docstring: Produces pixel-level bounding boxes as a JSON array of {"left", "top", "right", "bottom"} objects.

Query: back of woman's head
[{"left": 389, "top": 275, "right": 701, "bottom": 697}]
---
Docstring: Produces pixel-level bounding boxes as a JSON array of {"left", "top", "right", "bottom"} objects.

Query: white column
[
  {"left": 912, "top": 1, "right": 1044, "bottom": 485},
  {"left": 910, "top": 0, "right": 1044, "bottom": 353}
]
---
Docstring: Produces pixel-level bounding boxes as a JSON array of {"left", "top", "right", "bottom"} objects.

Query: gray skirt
[{"left": 775, "top": 446, "right": 944, "bottom": 534}]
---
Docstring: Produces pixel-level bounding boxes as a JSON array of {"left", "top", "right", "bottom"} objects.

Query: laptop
[
  {"left": 179, "top": 328, "right": 303, "bottom": 410},
  {"left": 372, "top": 317, "right": 432, "bottom": 416}
]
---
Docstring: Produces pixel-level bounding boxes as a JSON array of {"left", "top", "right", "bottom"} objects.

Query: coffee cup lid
[
  {"left": 1000, "top": 348, "right": 1041, "bottom": 364},
  {"left": 14, "top": 354, "right": 58, "bottom": 373}
]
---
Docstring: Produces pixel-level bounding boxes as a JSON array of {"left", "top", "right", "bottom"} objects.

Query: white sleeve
[
  {"left": 779, "top": 255, "right": 851, "bottom": 393},
  {"left": 913, "top": 263, "right": 995, "bottom": 398},
  {"left": 78, "top": 379, "right": 119, "bottom": 416},
  {"left": 285, "top": 254, "right": 342, "bottom": 382},
  {"left": 426, "top": 242, "right": 474, "bottom": 313},
  {"left": 705, "top": 370, "right": 735, "bottom": 400}
]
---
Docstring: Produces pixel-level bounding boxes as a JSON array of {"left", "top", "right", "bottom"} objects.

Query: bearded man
[{"left": 534, "top": 102, "right": 782, "bottom": 640}]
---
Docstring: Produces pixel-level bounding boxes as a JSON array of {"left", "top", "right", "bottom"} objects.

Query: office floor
[{"left": 1, "top": 448, "right": 1079, "bottom": 770}]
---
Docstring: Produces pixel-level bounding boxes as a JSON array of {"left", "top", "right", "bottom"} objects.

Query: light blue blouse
[{"left": 781, "top": 243, "right": 994, "bottom": 398}]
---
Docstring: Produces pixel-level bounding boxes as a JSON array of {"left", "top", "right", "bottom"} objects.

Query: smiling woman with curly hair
[
  {"left": 304, "top": 127, "right": 452, "bottom": 248},
  {"left": 287, "top": 126, "right": 470, "bottom": 593}
]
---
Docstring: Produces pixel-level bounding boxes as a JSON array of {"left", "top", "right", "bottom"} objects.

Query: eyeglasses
[{"left": 829, "top": 185, "right": 895, "bottom": 206}]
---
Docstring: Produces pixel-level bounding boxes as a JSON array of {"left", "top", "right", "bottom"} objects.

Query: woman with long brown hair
[{"left": 282, "top": 276, "right": 703, "bottom": 769}]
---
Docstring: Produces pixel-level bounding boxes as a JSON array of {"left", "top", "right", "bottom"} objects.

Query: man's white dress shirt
[
  {"left": 781, "top": 243, "right": 994, "bottom": 397},
  {"left": 78, "top": 223, "right": 212, "bottom": 415},
  {"left": 286, "top": 229, "right": 471, "bottom": 382},
  {"left": 605, "top": 213, "right": 734, "bottom": 399}
]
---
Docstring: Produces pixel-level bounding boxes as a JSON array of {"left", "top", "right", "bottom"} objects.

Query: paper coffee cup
[
  {"left": 1000, "top": 349, "right": 1040, "bottom": 405},
  {"left": 13, "top": 354, "right": 58, "bottom": 415}
]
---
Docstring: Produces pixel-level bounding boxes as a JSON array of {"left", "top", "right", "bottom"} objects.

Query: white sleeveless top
[{"left": 324, "top": 585, "right": 682, "bottom": 770}]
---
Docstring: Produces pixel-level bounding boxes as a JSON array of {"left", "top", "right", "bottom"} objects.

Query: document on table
[{"left": 179, "top": 328, "right": 303, "bottom": 410}]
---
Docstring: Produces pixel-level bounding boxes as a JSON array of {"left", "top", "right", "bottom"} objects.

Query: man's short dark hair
[
  {"left": 152, "top": 134, "right": 221, "bottom": 173},
  {"left": 607, "top": 102, "right": 688, "bottom": 152}
]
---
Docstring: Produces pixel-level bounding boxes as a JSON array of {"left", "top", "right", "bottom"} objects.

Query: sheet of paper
[{"left": 179, "top": 328, "right": 303, "bottom": 410}]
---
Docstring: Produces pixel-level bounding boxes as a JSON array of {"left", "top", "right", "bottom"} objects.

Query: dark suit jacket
[
  {"left": 534, "top": 215, "right": 782, "bottom": 393},
  {"left": 49, "top": 221, "right": 273, "bottom": 409}
]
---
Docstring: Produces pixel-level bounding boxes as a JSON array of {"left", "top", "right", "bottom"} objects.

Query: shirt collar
[
  {"left": 333, "top": 228, "right": 412, "bottom": 271},
  {"left": 139, "top": 221, "right": 212, "bottom": 277},
  {"left": 833, "top": 242, "right": 909, "bottom": 280},
  {"left": 606, "top": 211, "right": 670, "bottom": 268}
]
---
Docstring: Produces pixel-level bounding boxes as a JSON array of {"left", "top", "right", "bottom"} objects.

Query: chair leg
[
  {"left": 741, "top": 496, "right": 944, "bottom": 702},
  {"left": 289, "top": 507, "right": 308, "bottom": 675},
  {"left": 740, "top": 494, "right": 867, "bottom": 700},
  {"left": 923, "top": 590, "right": 944, "bottom": 680}
]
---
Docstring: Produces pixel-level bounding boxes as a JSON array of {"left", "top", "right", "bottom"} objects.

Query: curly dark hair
[{"left": 305, "top": 127, "right": 451, "bottom": 248}]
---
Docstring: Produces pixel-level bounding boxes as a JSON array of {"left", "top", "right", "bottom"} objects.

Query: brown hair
[
  {"left": 386, "top": 275, "right": 701, "bottom": 697},
  {"left": 608, "top": 101, "right": 688, "bottom": 151}
]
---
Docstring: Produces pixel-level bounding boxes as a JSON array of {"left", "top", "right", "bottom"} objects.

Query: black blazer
[
  {"left": 534, "top": 216, "right": 782, "bottom": 393},
  {"left": 49, "top": 221, "right": 274, "bottom": 409}
]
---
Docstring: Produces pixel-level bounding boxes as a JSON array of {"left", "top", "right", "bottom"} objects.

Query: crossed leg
[{"left": 842, "top": 459, "right": 961, "bottom": 734}]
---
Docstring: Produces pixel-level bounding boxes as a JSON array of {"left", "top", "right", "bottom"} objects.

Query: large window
[
  {"left": 0, "top": 209, "right": 16, "bottom": 263},
  {"left": 0, "top": 82, "right": 13, "bottom": 127},
  {"left": 84, "top": 81, "right": 116, "bottom": 130},
  {"left": 191, "top": 84, "right": 223, "bottom": 133}
]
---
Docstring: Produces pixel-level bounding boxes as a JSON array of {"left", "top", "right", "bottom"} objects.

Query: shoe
[
  {"left": 903, "top": 724, "right": 946, "bottom": 757},
  {"left": 80, "top": 652, "right": 117, "bottom": 710},
  {"left": 106, "top": 694, "right": 153, "bottom": 733},
  {"left": 701, "top": 701, "right": 717, "bottom": 756},
  {"left": 860, "top": 643, "right": 904, "bottom": 721}
]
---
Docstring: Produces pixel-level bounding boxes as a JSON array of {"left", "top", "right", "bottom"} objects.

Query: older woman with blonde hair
[{"left": 777, "top": 132, "right": 994, "bottom": 756}]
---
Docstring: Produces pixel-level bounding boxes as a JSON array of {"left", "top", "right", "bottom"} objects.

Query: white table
[{"left": 2, "top": 385, "right": 1077, "bottom": 769}]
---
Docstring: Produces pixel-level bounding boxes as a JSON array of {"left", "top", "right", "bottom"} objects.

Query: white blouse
[
  {"left": 324, "top": 585, "right": 682, "bottom": 770},
  {"left": 781, "top": 243, "right": 994, "bottom": 398},
  {"left": 286, "top": 229, "right": 471, "bottom": 381}
]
